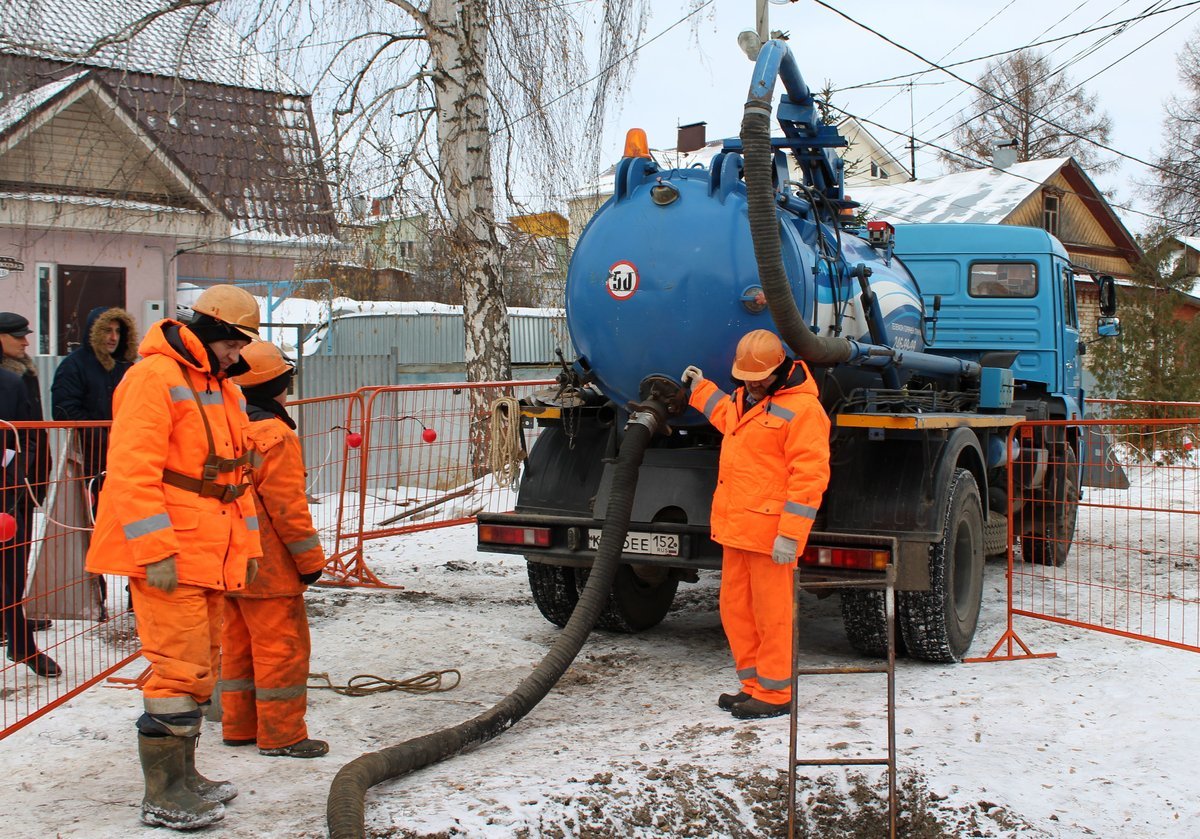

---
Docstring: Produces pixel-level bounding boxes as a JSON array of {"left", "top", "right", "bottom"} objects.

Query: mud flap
[{"left": 1079, "top": 426, "right": 1129, "bottom": 490}]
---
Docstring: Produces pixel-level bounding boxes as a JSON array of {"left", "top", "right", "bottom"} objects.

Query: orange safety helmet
[
  {"left": 731, "top": 329, "right": 786, "bottom": 381},
  {"left": 191, "top": 284, "right": 261, "bottom": 340},
  {"left": 232, "top": 340, "right": 294, "bottom": 388}
]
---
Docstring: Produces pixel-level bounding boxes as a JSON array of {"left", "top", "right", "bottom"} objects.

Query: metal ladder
[{"left": 787, "top": 566, "right": 897, "bottom": 839}]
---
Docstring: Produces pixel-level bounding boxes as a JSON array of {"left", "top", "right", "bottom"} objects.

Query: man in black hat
[{"left": 0, "top": 312, "right": 59, "bottom": 677}]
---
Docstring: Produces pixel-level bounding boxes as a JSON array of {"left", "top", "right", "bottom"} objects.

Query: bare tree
[
  {"left": 1150, "top": 30, "right": 1200, "bottom": 234},
  {"left": 938, "top": 49, "right": 1114, "bottom": 174},
  {"left": 251, "top": 0, "right": 652, "bottom": 385}
]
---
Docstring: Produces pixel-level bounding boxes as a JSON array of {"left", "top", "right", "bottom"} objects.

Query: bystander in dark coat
[
  {"left": 51, "top": 307, "right": 138, "bottom": 487},
  {"left": 0, "top": 311, "right": 58, "bottom": 677}
]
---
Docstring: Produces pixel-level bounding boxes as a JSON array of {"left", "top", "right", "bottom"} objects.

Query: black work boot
[
  {"left": 717, "top": 691, "right": 750, "bottom": 712},
  {"left": 259, "top": 737, "right": 329, "bottom": 758},
  {"left": 138, "top": 734, "right": 226, "bottom": 830},
  {"left": 730, "top": 697, "right": 791, "bottom": 720},
  {"left": 183, "top": 734, "right": 238, "bottom": 803}
]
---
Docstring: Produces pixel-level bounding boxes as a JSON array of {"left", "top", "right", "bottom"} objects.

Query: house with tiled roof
[
  {"left": 851, "top": 156, "right": 1144, "bottom": 343},
  {"left": 0, "top": 0, "right": 337, "bottom": 353}
]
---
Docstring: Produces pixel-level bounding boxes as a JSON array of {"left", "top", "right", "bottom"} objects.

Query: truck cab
[{"left": 892, "top": 223, "right": 1083, "bottom": 418}]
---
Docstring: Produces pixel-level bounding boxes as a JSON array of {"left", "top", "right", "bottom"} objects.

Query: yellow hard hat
[
  {"left": 232, "top": 340, "right": 294, "bottom": 388},
  {"left": 191, "top": 284, "right": 260, "bottom": 340},
  {"left": 731, "top": 329, "right": 786, "bottom": 381}
]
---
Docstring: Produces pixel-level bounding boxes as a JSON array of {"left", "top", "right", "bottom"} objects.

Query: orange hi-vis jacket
[
  {"left": 688, "top": 360, "right": 831, "bottom": 555},
  {"left": 231, "top": 412, "right": 327, "bottom": 598},
  {"left": 86, "top": 320, "right": 261, "bottom": 590}
]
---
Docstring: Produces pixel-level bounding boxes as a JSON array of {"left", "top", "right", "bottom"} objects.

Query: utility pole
[
  {"left": 756, "top": 0, "right": 769, "bottom": 43},
  {"left": 907, "top": 81, "right": 918, "bottom": 180}
]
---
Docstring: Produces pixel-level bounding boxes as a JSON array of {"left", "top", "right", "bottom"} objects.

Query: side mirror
[
  {"left": 1097, "top": 317, "right": 1120, "bottom": 338},
  {"left": 1096, "top": 274, "right": 1117, "bottom": 318}
]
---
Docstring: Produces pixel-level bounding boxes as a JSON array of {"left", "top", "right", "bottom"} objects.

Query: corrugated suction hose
[{"left": 326, "top": 413, "right": 660, "bottom": 838}]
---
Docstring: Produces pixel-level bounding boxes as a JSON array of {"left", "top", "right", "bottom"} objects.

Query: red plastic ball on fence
[
  {"left": 1186, "top": 440, "right": 1194, "bottom": 452},
  {"left": 345, "top": 432, "right": 363, "bottom": 449},
  {"left": 422, "top": 428, "right": 438, "bottom": 444},
  {"left": 0, "top": 512, "right": 16, "bottom": 542}
]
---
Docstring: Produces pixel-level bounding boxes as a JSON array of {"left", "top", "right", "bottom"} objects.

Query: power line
[
  {"left": 812, "top": 0, "right": 1200, "bottom": 189},
  {"left": 832, "top": 0, "right": 1200, "bottom": 94},
  {"left": 824, "top": 100, "right": 1176, "bottom": 230}
]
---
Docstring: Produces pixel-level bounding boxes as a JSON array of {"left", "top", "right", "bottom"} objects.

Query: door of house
[{"left": 57, "top": 266, "right": 126, "bottom": 352}]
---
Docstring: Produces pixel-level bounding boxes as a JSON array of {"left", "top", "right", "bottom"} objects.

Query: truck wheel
[
  {"left": 840, "top": 590, "right": 905, "bottom": 659},
  {"left": 579, "top": 564, "right": 679, "bottom": 633},
  {"left": 1020, "top": 443, "right": 1079, "bottom": 567},
  {"left": 898, "top": 468, "right": 985, "bottom": 663},
  {"left": 526, "top": 560, "right": 579, "bottom": 628}
]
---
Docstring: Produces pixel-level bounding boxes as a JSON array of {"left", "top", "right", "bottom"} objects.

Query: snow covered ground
[{"left": 3, "top": 511, "right": 1198, "bottom": 838}]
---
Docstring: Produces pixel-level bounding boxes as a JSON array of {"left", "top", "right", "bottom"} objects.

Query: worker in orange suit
[
  {"left": 219, "top": 340, "right": 328, "bottom": 759},
  {"left": 681, "top": 329, "right": 830, "bottom": 720},
  {"left": 86, "top": 284, "right": 263, "bottom": 830}
]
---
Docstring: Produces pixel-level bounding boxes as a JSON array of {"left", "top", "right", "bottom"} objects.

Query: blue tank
[{"left": 567, "top": 152, "right": 925, "bottom": 423}]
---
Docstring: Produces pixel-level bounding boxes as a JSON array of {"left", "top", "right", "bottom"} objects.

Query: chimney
[
  {"left": 992, "top": 139, "right": 1018, "bottom": 170},
  {"left": 677, "top": 121, "right": 707, "bottom": 154}
]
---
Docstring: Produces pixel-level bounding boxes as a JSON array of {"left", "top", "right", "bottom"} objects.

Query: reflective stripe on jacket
[
  {"left": 85, "top": 319, "right": 261, "bottom": 591},
  {"left": 688, "top": 360, "right": 831, "bottom": 554},
  {"left": 230, "top": 415, "right": 327, "bottom": 598}
]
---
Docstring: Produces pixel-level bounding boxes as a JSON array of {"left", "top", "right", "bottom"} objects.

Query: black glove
[{"left": 299, "top": 570, "right": 323, "bottom": 585}]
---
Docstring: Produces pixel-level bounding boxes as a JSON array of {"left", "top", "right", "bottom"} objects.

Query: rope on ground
[
  {"left": 307, "top": 668, "right": 461, "bottom": 697},
  {"left": 488, "top": 395, "right": 525, "bottom": 489}
]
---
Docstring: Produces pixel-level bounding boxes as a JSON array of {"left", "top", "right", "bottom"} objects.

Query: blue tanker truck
[{"left": 476, "top": 40, "right": 1120, "bottom": 663}]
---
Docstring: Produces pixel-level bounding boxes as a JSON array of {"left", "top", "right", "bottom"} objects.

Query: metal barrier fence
[
  {"left": 2, "top": 421, "right": 140, "bottom": 739},
  {"left": 977, "top": 416, "right": 1200, "bottom": 660},
  {"left": 0, "top": 379, "right": 554, "bottom": 740},
  {"left": 337, "top": 381, "right": 553, "bottom": 584}
]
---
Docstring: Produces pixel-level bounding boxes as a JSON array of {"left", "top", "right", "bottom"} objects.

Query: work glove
[
  {"left": 299, "top": 569, "right": 323, "bottom": 586},
  {"left": 246, "top": 557, "right": 259, "bottom": 585},
  {"left": 772, "top": 535, "right": 799, "bottom": 565},
  {"left": 681, "top": 365, "right": 703, "bottom": 387},
  {"left": 145, "top": 556, "right": 178, "bottom": 593}
]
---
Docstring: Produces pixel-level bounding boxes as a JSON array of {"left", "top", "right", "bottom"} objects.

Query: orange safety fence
[
  {"left": 1085, "top": 398, "right": 1200, "bottom": 420},
  {"left": 287, "top": 391, "right": 369, "bottom": 585},
  {"left": 2, "top": 421, "right": 140, "bottom": 740},
  {"left": 337, "top": 380, "right": 553, "bottom": 585},
  {"left": 973, "top": 417, "right": 1200, "bottom": 661},
  {"left": 0, "top": 380, "right": 553, "bottom": 740}
]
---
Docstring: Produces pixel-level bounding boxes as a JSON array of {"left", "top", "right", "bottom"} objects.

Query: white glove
[
  {"left": 681, "top": 365, "right": 703, "bottom": 386},
  {"left": 772, "top": 535, "right": 799, "bottom": 565},
  {"left": 145, "top": 556, "right": 178, "bottom": 593},
  {"left": 246, "top": 556, "right": 259, "bottom": 585}
]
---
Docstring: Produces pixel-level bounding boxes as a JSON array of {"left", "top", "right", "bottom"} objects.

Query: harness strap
[{"left": 162, "top": 362, "right": 253, "bottom": 504}]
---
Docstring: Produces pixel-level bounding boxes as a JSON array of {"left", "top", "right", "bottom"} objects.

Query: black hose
[
  {"left": 740, "top": 105, "right": 853, "bottom": 366},
  {"left": 326, "top": 414, "right": 660, "bottom": 839}
]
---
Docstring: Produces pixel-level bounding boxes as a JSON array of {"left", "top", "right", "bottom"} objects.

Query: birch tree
[{"left": 259, "top": 0, "right": 652, "bottom": 384}]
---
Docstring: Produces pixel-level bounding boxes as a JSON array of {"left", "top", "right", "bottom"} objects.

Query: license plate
[{"left": 587, "top": 529, "right": 680, "bottom": 557}]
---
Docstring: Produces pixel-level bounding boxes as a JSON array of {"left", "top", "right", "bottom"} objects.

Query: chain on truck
[{"left": 475, "top": 39, "right": 1120, "bottom": 664}]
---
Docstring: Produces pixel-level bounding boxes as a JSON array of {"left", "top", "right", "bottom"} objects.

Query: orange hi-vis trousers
[
  {"left": 720, "top": 546, "right": 795, "bottom": 704},
  {"left": 130, "top": 579, "right": 224, "bottom": 707},
  {"left": 219, "top": 595, "right": 311, "bottom": 750}
]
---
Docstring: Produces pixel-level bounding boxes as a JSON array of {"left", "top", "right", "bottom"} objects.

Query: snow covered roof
[
  {"left": 0, "top": 71, "right": 83, "bottom": 136},
  {"left": 1173, "top": 234, "right": 1200, "bottom": 253},
  {"left": 850, "top": 158, "right": 1070, "bottom": 225},
  {"left": 0, "top": 0, "right": 302, "bottom": 94}
]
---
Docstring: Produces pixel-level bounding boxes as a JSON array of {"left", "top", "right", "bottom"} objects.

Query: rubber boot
[
  {"left": 138, "top": 734, "right": 226, "bottom": 830},
  {"left": 184, "top": 734, "right": 238, "bottom": 803}
]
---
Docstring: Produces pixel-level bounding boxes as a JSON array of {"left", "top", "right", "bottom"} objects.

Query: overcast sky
[{"left": 593, "top": 0, "right": 1200, "bottom": 235}]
